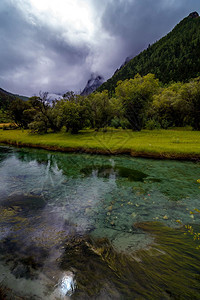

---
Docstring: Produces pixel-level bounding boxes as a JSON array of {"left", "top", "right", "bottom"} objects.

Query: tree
[
  {"left": 115, "top": 74, "right": 160, "bottom": 131},
  {"left": 55, "top": 94, "right": 88, "bottom": 134},
  {"left": 86, "top": 91, "right": 114, "bottom": 130},
  {"left": 28, "top": 92, "right": 60, "bottom": 133},
  {"left": 152, "top": 82, "right": 189, "bottom": 128},
  {"left": 9, "top": 98, "right": 32, "bottom": 128},
  {"left": 179, "top": 77, "right": 200, "bottom": 130}
]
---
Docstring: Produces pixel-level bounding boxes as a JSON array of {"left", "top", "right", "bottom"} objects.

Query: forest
[
  {"left": 98, "top": 14, "right": 200, "bottom": 95},
  {"left": 2, "top": 73, "right": 200, "bottom": 134}
]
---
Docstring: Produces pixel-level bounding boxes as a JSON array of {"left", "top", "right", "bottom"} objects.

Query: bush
[
  {"left": 110, "top": 117, "right": 121, "bottom": 129},
  {"left": 145, "top": 119, "right": 161, "bottom": 130},
  {"left": 29, "top": 121, "right": 48, "bottom": 134},
  {"left": 160, "top": 119, "right": 171, "bottom": 129},
  {"left": 120, "top": 119, "right": 130, "bottom": 129}
]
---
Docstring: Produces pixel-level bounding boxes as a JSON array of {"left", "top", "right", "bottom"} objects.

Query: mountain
[
  {"left": 98, "top": 12, "right": 200, "bottom": 94},
  {"left": 81, "top": 74, "right": 104, "bottom": 96},
  {"left": 113, "top": 55, "right": 134, "bottom": 75},
  {"left": 0, "top": 88, "right": 29, "bottom": 110}
]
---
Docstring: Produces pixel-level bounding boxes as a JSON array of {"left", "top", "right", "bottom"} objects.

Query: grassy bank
[{"left": 0, "top": 128, "right": 200, "bottom": 160}]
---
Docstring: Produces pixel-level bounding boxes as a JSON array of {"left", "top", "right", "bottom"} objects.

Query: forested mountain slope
[
  {"left": 98, "top": 12, "right": 200, "bottom": 94},
  {"left": 0, "top": 88, "right": 29, "bottom": 110}
]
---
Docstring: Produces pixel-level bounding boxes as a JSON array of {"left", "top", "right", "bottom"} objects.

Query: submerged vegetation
[{"left": 0, "top": 147, "right": 200, "bottom": 298}]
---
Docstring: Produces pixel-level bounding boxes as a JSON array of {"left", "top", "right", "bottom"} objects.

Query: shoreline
[{"left": 1, "top": 139, "right": 200, "bottom": 161}]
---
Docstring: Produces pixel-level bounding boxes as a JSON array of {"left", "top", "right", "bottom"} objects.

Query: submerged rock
[
  {"left": 53, "top": 271, "right": 76, "bottom": 298},
  {"left": 1, "top": 193, "right": 46, "bottom": 212}
]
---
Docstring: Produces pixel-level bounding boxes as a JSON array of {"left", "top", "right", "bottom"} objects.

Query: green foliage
[
  {"left": 152, "top": 82, "right": 187, "bottom": 128},
  {"left": 150, "top": 77, "right": 200, "bottom": 130},
  {"left": 28, "top": 93, "right": 61, "bottom": 133},
  {"left": 0, "top": 88, "right": 16, "bottom": 111},
  {"left": 5, "top": 74, "right": 200, "bottom": 134},
  {"left": 0, "top": 109, "right": 11, "bottom": 123},
  {"left": 115, "top": 74, "right": 160, "bottom": 131},
  {"left": 86, "top": 91, "right": 114, "bottom": 130},
  {"left": 99, "top": 15, "right": 200, "bottom": 94},
  {"left": 145, "top": 119, "right": 161, "bottom": 130},
  {"left": 179, "top": 77, "right": 200, "bottom": 130},
  {"left": 120, "top": 118, "right": 130, "bottom": 129},
  {"left": 55, "top": 93, "right": 88, "bottom": 134},
  {"left": 110, "top": 117, "right": 121, "bottom": 129},
  {"left": 28, "top": 119, "right": 48, "bottom": 134},
  {"left": 57, "top": 101, "right": 85, "bottom": 134},
  {"left": 9, "top": 98, "right": 32, "bottom": 128}
]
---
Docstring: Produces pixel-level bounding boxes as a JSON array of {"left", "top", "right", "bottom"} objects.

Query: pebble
[{"left": 107, "top": 205, "right": 113, "bottom": 211}]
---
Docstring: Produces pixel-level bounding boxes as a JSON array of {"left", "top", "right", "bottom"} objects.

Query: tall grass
[{"left": 0, "top": 128, "right": 200, "bottom": 158}]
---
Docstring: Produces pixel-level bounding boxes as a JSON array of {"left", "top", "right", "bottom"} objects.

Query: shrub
[
  {"left": 110, "top": 117, "right": 121, "bottom": 129},
  {"left": 145, "top": 119, "right": 161, "bottom": 130}
]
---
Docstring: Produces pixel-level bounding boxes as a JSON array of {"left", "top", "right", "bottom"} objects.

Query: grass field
[{"left": 0, "top": 128, "right": 200, "bottom": 159}]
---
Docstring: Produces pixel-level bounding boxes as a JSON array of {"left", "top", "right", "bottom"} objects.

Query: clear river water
[{"left": 0, "top": 146, "right": 200, "bottom": 299}]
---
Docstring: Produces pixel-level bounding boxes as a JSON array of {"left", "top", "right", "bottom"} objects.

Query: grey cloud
[
  {"left": 0, "top": 0, "right": 200, "bottom": 95},
  {"left": 0, "top": 0, "right": 91, "bottom": 95},
  {"left": 100, "top": 0, "right": 200, "bottom": 63}
]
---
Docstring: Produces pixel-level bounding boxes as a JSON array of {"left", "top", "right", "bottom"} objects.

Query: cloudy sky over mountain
[{"left": 0, "top": 0, "right": 200, "bottom": 96}]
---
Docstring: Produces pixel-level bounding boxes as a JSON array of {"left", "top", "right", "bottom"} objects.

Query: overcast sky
[{"left": 0, "top": 0, "right": 200, "bottom": 96}]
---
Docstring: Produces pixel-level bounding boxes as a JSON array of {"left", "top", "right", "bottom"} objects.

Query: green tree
[
  {"left": 28, "top": 92, "right": 60, "bottom": 133},
  {"left": 9, "top": 98, "right": 32, "bottom": 128},
  {"left": 115, "top": 74, "right": 160, "bottom": 131},
  {"left": 86, "top": 91, "right": 114, "bottom": 130},
  {"left": 179, "top": 77, "right": 200, "bottom": 130},
  {"left": 55, "top": 94, "right": 88, "bottom": 134},
  {"left": 152, "top": 82, "right": 189, "bottom": 128}
]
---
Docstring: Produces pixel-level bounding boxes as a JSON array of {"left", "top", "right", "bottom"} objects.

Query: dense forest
[
  {"left": 0, "top": 88, "right": 29, "bottom": 123},
  {"left": 5, "top": 73, "right": 200, "bottom": 133},
  {"left": 98, "top": 13, "right": 200, "bottom": 95}
]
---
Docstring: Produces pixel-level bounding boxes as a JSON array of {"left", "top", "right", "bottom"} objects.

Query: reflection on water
[
  {"left": 0, "top": 146, "right": 200, "bottom": 298},
  {"left": 81, "top": 165, "right": 148, "bottom": 181}
]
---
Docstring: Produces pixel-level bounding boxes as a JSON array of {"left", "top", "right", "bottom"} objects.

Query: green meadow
[{"left": 0, "top": 128, "right": 200, "bottom": 159}]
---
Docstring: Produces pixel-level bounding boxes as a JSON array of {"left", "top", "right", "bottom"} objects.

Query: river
[{"left": 0, "top": 146, "right": 200, "bottom": 299}]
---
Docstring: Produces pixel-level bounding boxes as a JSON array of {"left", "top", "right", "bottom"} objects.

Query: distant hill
[
  {"left": 81, "top": 74, "right": 104, "bottom": 96},
  {"left": 98, "top": 12, "right": 200, "bottom": 94},
  {"left": 0, "top": 88, "right": 29, "bottom": 110}
]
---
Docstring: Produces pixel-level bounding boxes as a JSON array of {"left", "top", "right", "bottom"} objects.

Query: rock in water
[{"left": 53, "top": 271, "right": 76, "bottom": 298}]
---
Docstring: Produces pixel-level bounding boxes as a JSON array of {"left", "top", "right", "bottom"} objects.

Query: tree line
[{"left": 8, "top": 73, "right": 200, "bottom": 133}]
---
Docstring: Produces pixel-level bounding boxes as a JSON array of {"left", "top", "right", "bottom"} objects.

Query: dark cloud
[
  {"left": 0, "top": 0, "right": 199, "bottom": 96},
  {"left": 0, "top": 0, "right": 91, "bottom": 95},
  {"left": 99, "top": 0, "right": 200, "bottom": 73}
]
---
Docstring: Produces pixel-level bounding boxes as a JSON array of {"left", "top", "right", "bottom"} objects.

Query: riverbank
[{"left": 0, "top": 128, "right": 200, "bottom": 160}]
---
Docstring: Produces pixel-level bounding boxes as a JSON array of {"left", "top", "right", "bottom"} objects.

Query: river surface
[{"left": 0, "top": 146, "right": 200, "bottom": 299}]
